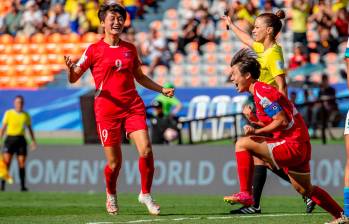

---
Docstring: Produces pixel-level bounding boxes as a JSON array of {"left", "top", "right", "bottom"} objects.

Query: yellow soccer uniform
[
  {"left": 252, "top": 41, "right": 285, "bottom": 88},
  {"left": 2, "top": 109, "right": 31, "bottom": 136}
]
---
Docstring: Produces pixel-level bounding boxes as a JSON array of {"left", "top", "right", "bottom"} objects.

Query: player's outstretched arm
[
  {"left": 221, "top": 15, "right": 254, "bottom": 47},
  {"left": 134, "top": 67, "right": 174, "bottom": 97},
  {"left": 64, "top": 56, "right": 84, "bottom": 83}
]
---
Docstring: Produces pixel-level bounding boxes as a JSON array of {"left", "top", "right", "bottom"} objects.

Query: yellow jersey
[
  {"left": 252, "top": 42, "right": 285, "bottom": 88},
  {"left": 2, "top": 109, "right": 31, "bottom": 136}
]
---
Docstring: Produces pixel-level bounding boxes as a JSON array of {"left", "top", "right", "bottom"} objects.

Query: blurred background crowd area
[{"left": 0, "top": 0, "right": 348, "bottom": 90}]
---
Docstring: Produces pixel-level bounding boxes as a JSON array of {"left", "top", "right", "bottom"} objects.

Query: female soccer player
[
  {"left": 224, "top": 48, "right": 344, "bottom": 223},
  {"left": 223, "top": 9, "right": 315, "bottom": 213},
  {"left": 0, "top": 95, "right": 37, "bottom": 192},
  {"left": 64, "top": 3, "right": 174, "bottom": 215}
]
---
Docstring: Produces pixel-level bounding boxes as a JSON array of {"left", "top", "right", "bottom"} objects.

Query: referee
[{"left": 0, "top": 95, "right": 37, "bottom": 191}]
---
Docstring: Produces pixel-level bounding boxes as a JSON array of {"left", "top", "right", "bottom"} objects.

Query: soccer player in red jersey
[
  {"left": 224, "top": 49, "right": 345, "bottom": 223},
  {"left": 64, "top": 3, "right": 174, "bottom": 215}
]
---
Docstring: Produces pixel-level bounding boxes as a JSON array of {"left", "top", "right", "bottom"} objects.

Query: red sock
[
  {"left": 236, "top": 151, "right": 254, "bottom": 193},
  {"left": 139, "top": 153, "right": 154, "bottom": 194},
  {"left": 104, "top": 164, "right": 119, "bottom": 195},
  {"left": 310, "top": 186, "right": 343, "bottom": 218}
]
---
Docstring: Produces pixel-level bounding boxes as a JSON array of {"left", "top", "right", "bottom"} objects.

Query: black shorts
[{"left": 3, "top": 136, "right": 27, "bottom": 156}]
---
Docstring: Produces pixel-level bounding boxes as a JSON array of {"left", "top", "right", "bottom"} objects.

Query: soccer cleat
[
  {"left": 106, "top": 192, "right": 118, "bottom": 215},
  {"left": 324, "top": 213, "right": 349, "bottom": 224},
  {"left": 230, "top": 205, "right": 261, "bottom": 214},
  {"left": 138, "top": 193, "right": 160, "bottom": 215},
  {"left": 303, "top": 196, "right": 316, "bottom": 213},
  {"left": 223, "top": 192, "right": 254, "bottom": 206}
]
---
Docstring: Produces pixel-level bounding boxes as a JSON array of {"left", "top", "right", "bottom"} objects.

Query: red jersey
[
  {"left": 77, "top": 39, "right": 145, "bottom": 121},
  {"left": 253, "top": 82, "right": 309, "bottom": 142}
]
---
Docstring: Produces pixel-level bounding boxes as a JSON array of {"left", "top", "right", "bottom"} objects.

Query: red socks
[
  {"left": 236, "top": 151, "right": 254, "bottom": 193},
  {"left": 104, "top": 164, "right": 119, "bottom": 195},
  {"left": 139, "top": 153, "right": 155, "bottom": 194},
  {"left": 310, "top": 186, "right": 343, "bottom": 218}
]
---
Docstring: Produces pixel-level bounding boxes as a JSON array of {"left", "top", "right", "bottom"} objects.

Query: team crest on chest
[{"left": 115, "top": 59, "right": 122, "bottom": 71}]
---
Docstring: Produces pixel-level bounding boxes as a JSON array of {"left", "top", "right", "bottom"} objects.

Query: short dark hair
[
  {"left": 15, "top": 95, "right": 24, "bottom": 102},
  {"left": 98, "top": 3, "right": 126, "bottom": 22},
  {"left": 230, "top": 48, "right": 261, "bottom": 80}
]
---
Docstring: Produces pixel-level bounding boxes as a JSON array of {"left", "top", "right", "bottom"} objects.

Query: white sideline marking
[{"left": 86, "top": 213, "right": 325, "bottom": 224}]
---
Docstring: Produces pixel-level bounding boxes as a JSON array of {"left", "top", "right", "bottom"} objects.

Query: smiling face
[
  {"left": 252, "top": 17, "right": 272, "bottom": 42},
  {"left": 229, "top": 64, "right": 251, "bottom": 93},
  {"left": 101, "top": 11, "right": 125, "bottom": 36}
]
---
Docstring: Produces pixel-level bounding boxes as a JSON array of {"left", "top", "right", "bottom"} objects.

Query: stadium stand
[{"left": 0, "top": 0, "right": 348, "bottom": 89}]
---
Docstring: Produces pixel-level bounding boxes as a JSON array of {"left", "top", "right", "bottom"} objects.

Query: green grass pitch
[{"left": 0, "top": 192, "right": 340, "bottom": 224}]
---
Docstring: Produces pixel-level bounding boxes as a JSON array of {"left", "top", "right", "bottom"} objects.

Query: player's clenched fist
[
  {"left": 161, "top": 87, "right": 175, "bottom": 98},
  {"left": 243, "top": 124, "right": 255, "bottom": 135}
]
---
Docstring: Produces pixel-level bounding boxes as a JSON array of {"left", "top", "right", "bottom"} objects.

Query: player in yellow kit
[
  {"left": 222, "top": 9, "right": 315, "bottom": 214},
  {"left": 0, "top": 95, "right": 36, "bottom": 191}
]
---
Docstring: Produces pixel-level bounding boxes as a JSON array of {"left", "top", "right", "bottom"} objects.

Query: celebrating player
[
  {"left": 64, "top": 3, "right": 174, "bottom": 215},
  {"left": 222, "top": 9, "right": 315, "bottom": 213},
  {"left": 0, "top": 95, "right": 37, "bottom": 192},
  {"left": 224, "top": 48, "right": 344, "bottom": 223}
]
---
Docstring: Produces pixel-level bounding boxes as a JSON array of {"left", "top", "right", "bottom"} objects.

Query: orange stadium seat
[
  {"left": 29, "top": 43, "right": 47, "bottom": 54},
  {"left": 0, "top": 34, "right": 14, "bottom": 44},
  {"left": 173, "top": 53, "right": 184, "bottom": 64},
  {"left": 204, "top": 65, "right": 217, "bottom": 76},
  {"left": 48, "top": 33, "right": 65, "bottom": 43},
  {"left": 82, "top": 32, "right": 99, "bottom": 43},
  {"left": 30, "top": 33, "right": 47, "bottom": 44},
  {"left": 170, "top": 64, "right": 184, "bottom": 76},
  {"left": 189, "top": 75, "right": 201, "bottom": 87},
  {"left": 14, "top": 35, "right": 30, "bottom": 44},
  {"left": 46, "top": 43, "right": 64, "bottom": 54},
  {"left": 202, "top": 42, "right": 217, "bottom": 54},
  {"left": 153, "top": 65, "right": 168, "bottom": 77},
  {"left": 64, "top": 32, "right": 81, "bottom": 43},
  {"left": 186, "top": 65, "right": 200, "bottom": 76},
  {"left": 168, "top": 20, "right": 180, "bottom": 31},
  {"left": 172, "top": 74, "right": 185, "bottom": 87},
  {"left": 206, "top": 75, "right": 218, "bottom": 87},
  {"left": 220, "top": 31, "right": 231, "bottom": 42},
  {"left": 219, "top": 42, "right": 233, "bottom": 54},
  {"left": 203, "top": 54, "right": 217, "bottom": 64},
  {"left": 185, "top": 42, "right": 198, "bottom": 53},
  {"left": 187, "top": 53, "right": 200, "bottom": 64}
]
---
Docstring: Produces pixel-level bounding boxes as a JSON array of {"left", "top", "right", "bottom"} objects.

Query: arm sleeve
[
  {"left": 76, "top": 44, "right": 93, "bottom": 73},
  {"left": 25, "top": 113, "right": 31, "bottom": 126},
  {"left": 2, "top": 111, "right": 9, "bottom": 125},
  {"left": 267, "top": 49, "right": 286, "bottom": 78}
]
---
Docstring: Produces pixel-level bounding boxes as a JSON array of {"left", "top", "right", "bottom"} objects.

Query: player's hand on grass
[
  {"left": 30, "top": 141, "right": 37, "bottom": 151},
  {"left": 243, "top": 125, "right": 255, "bottom": 135},
  {"left": 64, "top": 56, "right": 76, "bottom": 70},
  {"left": 162, "top": 87, "right": 175, "bottom": 98}
]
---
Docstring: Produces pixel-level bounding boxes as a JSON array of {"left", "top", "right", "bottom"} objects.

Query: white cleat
[
  {"left": 325, "top": 213, "right": 349, "bottom": 224},
  {"left": 138, "top": 193, "right": 160, "bottom": 215},
  {"left": 106, "top": 192, "right": 118, "bottom": 215}
]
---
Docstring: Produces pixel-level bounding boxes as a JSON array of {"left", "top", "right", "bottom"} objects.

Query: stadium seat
[
  {"left": 180, "top": 95, "right": 211, "bottom": 142},
  {"left": 171, "top": 74, "right": 185, "bottom": 87},
  {"left": 188, "top": 74, "right": 201, "bottom": 87},
  {"left": 64, "top": 33, "right": 81, "bottom": 43},
  {"left": 0, "top": 34, "right": 14, "bottom": 45},
  {"left": 31, "top": 33, "right": 47, "bottom": 44},
  {"left": 47, "top": 33, "right": 65, "bottom": 43},
  {"left": 186, "top": 53, "right": 201, "bottom": 64},
  {"left": 207, "top": 95, "right": 234, "bottom": 139},
  {"left": 170, "top": 64, "right": 185, "bottom": 76},
  {"left": 153, "top": 65, "right": 168, "bottom": 77},
  {"left": 202, "top": 54, "right": 218, "bottom": 64},
  {"left": 82, "top": 32, "right": 99, "bottom": 43},
  {"left": 14, "top": 35, "right": 30, "bottom": 44},
  {"left": 185, "top": 64, "right": 200, "bottom": 76},
  {"left": 185, "top": 42, "right": 199, "bottom": 53},
  {"left": 203, "top": 65, "right": 217, "bottom": 76},
  {"left": 201, "top": 42, "right": 217, "bottom": 54},
  {"left": 231, "top": 95, "right": 249, "bottom": 136},
  {"left": 173, "top": 53, "right": 184, "bottom": 65}
]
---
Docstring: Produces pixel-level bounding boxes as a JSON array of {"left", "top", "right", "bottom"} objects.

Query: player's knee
[
  {"left": 235, "top": 137, "right": 250, "bottom": 152},
  {"left": 108, "top": 160, "right": 122, "bottom": 171},
  {"left": 138, "top": 142, "right": 152, "bottom": 157}
]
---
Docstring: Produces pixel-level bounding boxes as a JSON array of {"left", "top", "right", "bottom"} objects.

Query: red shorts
[
  {"left": 96, "top": 113, "right": 147, "bottom": 147},
  {"left": 267, "top": 139, "right": 311, "bottom": 174}
]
